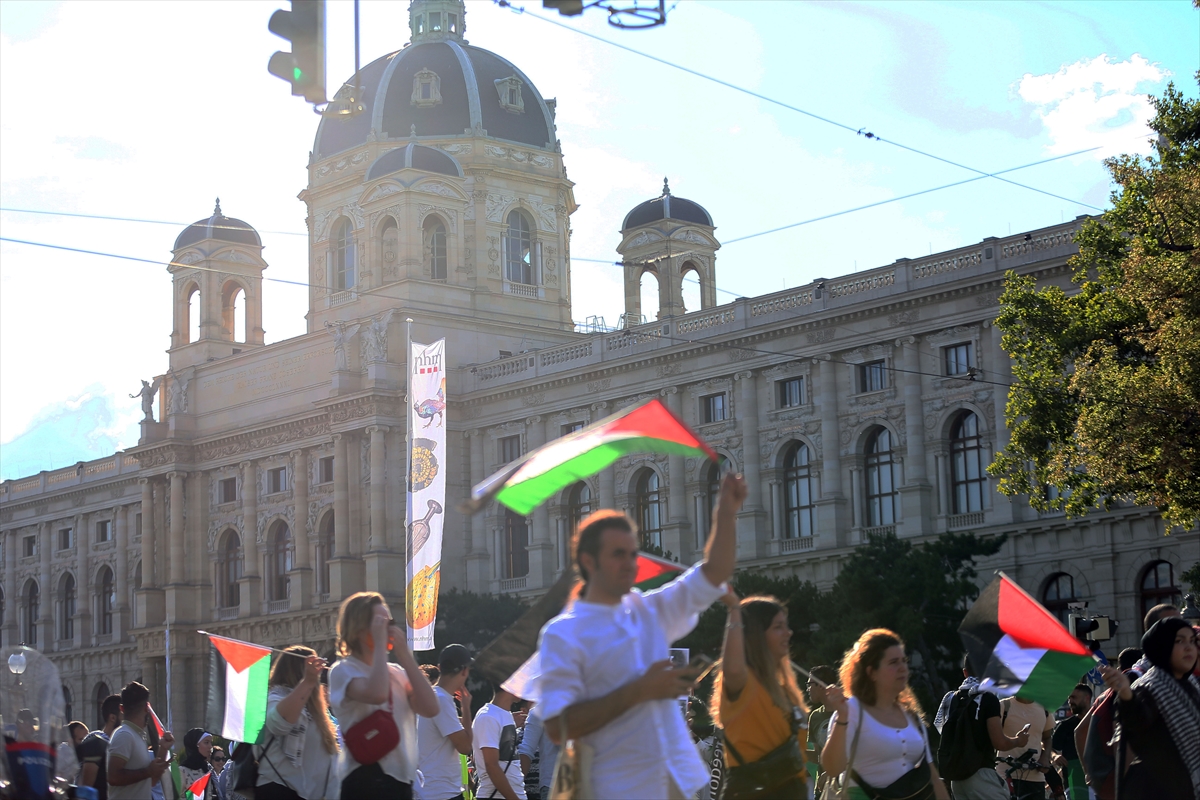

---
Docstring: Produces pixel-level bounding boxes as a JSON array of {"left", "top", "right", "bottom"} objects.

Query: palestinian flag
[
  {"left": 636, "top": 551, "right": 686, "bottom": 591},
  {"left": 185, "top": 772, "right": 210, "bottom": 799},
  {"left": 959, "top": 573, "right": 1096, "bottom": 710},
  {"left": 465, "top": 398, "right": 716, "bottom": 515},
  {"left": 204, "top": 632, "right": 271, "bottom": 743}
]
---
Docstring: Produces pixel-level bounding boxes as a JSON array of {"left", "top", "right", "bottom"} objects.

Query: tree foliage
[
  {"left": 676, "top": 531, "right": 1004, "bottom": 713},
  {"left": 421, "top": 587, "right": 529, "bottom": 664},
  {"left": 989, "top": 81, "right": 1200, "bottom": 530}
]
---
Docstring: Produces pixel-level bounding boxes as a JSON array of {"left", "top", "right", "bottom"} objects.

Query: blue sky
[{"left": 1, "top": 0, "right": 1195, "bottom": 479}]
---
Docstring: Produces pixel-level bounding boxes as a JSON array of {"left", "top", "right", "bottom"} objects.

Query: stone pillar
[
  {"left": 526, "top": 417, "right": 553, "bottom": 588},
  {"left": 114, "top": 505, "right": 129, "bottom": 641},
  {"left": 38, "top": 522, "right": 51, "bottom": 648},
  {"left": 238, "top": 461, "right": 262, "bottom": 615},
  {"left": 660, "top": 388, "right": 691, "bottom": 561},
  {"left": 74, "top": 512, "right": 90, "bottom": 649},
  {"left": 387, "top": 427, "right": 407, "bottom": 553},
  {"left": 897, "top": 337, "right": 934, "bottom": 537},
  {"left": 466, "top": 430, "right": 490, "bottom": 587},
  {"left": 735, "top": 371, "right": 767, "bottom": 559},
  {"left": 137, "top": 478, "right": 165, "bottom": 627},
  {"left": 365, "top": 427, "right": 403, "bottom": 594},
  {"left": 329, "top": 434, "right": 363, "bottom": 597},
  {"left": 289, "top": 449, "right": 313, "bottom": 611},
  {"left": 934, "top": 452, "right": 950, "bottom": 518},
  {"left": 368, "top": 427, "right": 387, "bottom": 552},
  {"left": 167, "top": 472, "right": 186, "bottom": 585},
  {"left": 593, "top": 402, "right": 615, "bottom": 510},
  {"left": 815, "top": 358, "right": 850, "bottom": 547},
  {"left": 3, "top": 531, "right": 17, "bottom": 646},
  {"left": 986, "top": 321, "right": 1015, "bottom": 525}
]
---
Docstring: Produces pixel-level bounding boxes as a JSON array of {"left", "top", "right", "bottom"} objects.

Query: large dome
[
  {"left": 313, "top": 40, "right": 557, "bottom": 161},
  {"left": 174, "top": 200, "right": 261, "bottom": 251}
]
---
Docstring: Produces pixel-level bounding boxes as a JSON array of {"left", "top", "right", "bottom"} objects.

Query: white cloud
[{"left": 1017, "top": 54, "right": 1168, "bottom": 157}]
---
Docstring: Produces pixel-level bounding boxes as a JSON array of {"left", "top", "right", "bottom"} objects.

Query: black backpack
[{"left": 937, "top": 689, "right": 990, "bottom": 781}]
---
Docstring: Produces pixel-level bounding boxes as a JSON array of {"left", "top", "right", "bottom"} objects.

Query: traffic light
[
  {"left": 268, "top": 0, "right": 326, "bottom": 104},
  {"left": 543, "top": 0, "right": 585, "bottom": 15},
  {"left": 1069, "top": 613, "right": 1117, "bottom": 652}
]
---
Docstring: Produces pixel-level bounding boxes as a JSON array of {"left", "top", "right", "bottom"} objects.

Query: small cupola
[{"left": 409, "top": 0, "right": 467, "bottom": 44}]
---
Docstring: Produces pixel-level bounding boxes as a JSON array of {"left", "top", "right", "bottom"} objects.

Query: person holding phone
[
  {"left": 994, "top": 696, "right": 1055, "bottom": 799},
  {"left": 329, "top": 592, "right": 440, "bottom": 799},
  {"left": 538, "top": 472, "right": 748, "bottom": 799},
  {"left": 711, "top": 591, "right": 809, "bottom": 799}
]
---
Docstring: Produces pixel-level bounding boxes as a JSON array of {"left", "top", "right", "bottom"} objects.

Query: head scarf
[
  {"left": 1141, "top": 617, "right": 1195, "bottom": 672},
  {"left": 180, "top": 727, "right": 212, "bottom": 771}
]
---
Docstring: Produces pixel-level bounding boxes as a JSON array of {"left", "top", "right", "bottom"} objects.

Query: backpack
[{"left": 936, "top": 689, "right": 990, "bottom": 780}]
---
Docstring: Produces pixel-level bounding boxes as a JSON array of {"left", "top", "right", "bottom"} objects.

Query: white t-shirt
[
  {"left": 472, "top": 703, "right": 526, "bottom": 800},
  {"left": 329, "top": 656, "right": 418, "bottom": 786},
  {"left": 996, "top": 698, "right": 1054, "bottom": 783},
  {"left": 831, "top": 697, "right": 932, "bottom": 788},
  {"left": 416, "top": 686, "right": 465, "bottom": 800},
  {"left": 106, "top": 721, "right": 154, "bottom": 800}
]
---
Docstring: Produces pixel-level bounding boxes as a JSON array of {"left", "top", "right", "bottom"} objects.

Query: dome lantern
[{"left": 409, "top": 0, "right": 467, "bottom": 45}]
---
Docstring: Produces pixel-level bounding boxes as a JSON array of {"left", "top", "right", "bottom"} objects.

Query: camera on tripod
[{"left": 1067, "top": 601, "right": 1117, "bottom": 652}]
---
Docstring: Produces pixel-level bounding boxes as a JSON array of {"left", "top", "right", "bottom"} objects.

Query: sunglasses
[{"left": 212, "top": 756, "right": 228, "bottom": 763}]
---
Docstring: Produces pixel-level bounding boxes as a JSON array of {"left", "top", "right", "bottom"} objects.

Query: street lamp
[
  {"left": 1180, "top": 592, "right": 1200, "bottom": 624},
  {"left": 8, "top": 644, "right": 28, "bottom": 676}
]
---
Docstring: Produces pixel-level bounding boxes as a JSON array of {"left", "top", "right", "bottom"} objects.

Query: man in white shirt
[
  {"left": 473, "top": 684, "right": 526, "bottom": 800},
  {"left": 106, "top": 681, "right": 173, "bottom": 800},
  {"left": 538, "top": 472, "right": 746, "bottom": 800},
  {"left": 417, "top": 644, "right": 475, "bottom": 800}
]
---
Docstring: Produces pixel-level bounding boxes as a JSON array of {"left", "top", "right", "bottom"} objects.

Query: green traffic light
[{"left": 293, "top": 66, "right": 303, "bottom": 81}]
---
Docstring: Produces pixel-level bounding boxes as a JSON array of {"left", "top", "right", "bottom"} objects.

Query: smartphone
[{"left": 688, "top": 654, "right": 718, "bottom": 684}]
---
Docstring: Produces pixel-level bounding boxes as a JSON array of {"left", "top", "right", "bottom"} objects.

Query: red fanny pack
[{"left": 344, "top": 688, "right": 399, "bottom": 765}]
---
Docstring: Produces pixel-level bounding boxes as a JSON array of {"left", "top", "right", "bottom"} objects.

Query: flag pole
[
  {"left": 404, "top": 317, "right": 414, "bottom": 648},
  {"left": 164, "top": 625, "right": 172, "bottom": 732}
]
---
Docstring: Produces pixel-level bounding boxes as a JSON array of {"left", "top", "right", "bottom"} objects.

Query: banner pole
[
  {"left": 164, "top": 625, "right": 172, "bottom": 732},
  {"left": 405, "top": 317, "right": 414, "bottom": 647}
]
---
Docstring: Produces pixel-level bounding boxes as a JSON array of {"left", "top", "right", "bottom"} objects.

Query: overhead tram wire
[
  {"left": 0, "top": 235, "right": 1188, "bottom": 420},
  {"left": 495, "top": 0, "right": 1103, "bottom": 213},
  {"left": 0, "top": 207, "right": 308, "bottom": 238}
]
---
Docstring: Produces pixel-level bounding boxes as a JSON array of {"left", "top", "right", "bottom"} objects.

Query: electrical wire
[
  {"left": 495, "top": 0, "right": 1104, "bottom": 212},
  {"left": 0, "top": 207, "right": 307, "bottom": 237},
  {"left": 0, "top": 234, "right": 1188, "bottom": 419}
]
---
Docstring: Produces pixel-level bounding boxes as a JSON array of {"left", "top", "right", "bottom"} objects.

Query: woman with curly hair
[
  {"left": 820, "top": 629, "right": 949, "bottom": 800},
  {"left": 711, "top": 591, "right": 809, "bottom": 799}
]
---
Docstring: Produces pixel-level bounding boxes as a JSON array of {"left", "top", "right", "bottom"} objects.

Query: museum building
[{"left": 0, "top": 0, "right": 1193, "bottom": 729}]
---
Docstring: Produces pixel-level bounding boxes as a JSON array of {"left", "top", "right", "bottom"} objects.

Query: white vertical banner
[{"left": 407, "top": 338, "right": 447, "bottom": 650}]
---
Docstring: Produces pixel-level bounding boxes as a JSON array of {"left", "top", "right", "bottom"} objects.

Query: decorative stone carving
[
  {"left": 587, "top": 378, "right": 611, "bottom": 393},
  {"left": 197, "top": 419, "right": 330, "bottom": 462},
  {"left": 325, "top": 320, "right": 360, "bottom": 371},
  {"left": 672, "top": 230, "right": 711, "bottom": 245},
  {"left": 437, "top": 143, "right": 472, "bottom": 156},
  {"left": 521, "top": 393, "right": 546, "bottom": 407},
  {"left": 486, "top": 193, "right": 515, "bottom": 222},
  {"left": 314, "top": 203, "right": 366, "bottom": 241},
  {"left": 411, "top": 68, "right": 442, "bottom": 107},
  {"left": 165, "top": 370, "right": 191, "bottom": 415},
  {"left": 656, "top": 364, "right": 682, "bottom": 378},
  {"left": 362, "top": 183, "right": 402, "bottom": 204},
  {"left": 888, "top": 309, "right": 921, "bottom": 326},
  {"left": 806, "top": 329, "right": 835, "bottom": 344},
  {"left": 131, "top": 378, "right": 162, "bottom": 422},
  {"left": 363, "top": 309, "right": 394, "bottom": 364},
  {"left": 416, "top": 182, "right": 460, "bottom": 200},
  {"left": 628, "top": 230, "right": 661, "bottom": 248}
]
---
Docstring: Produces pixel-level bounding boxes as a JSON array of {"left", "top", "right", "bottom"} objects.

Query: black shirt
[
  {"left": 77, "top": 730, "right": 109, "bottom": 800},
  {"left": 1052, "top": 716, "right": 1081, "bottom": 761},
  {"left": 971, "top": 692, "right": 1003, "bottom": 772}
]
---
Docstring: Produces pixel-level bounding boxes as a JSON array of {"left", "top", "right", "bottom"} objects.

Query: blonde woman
[
  {"left": 821, "top": 629, "right": 949, "bottom": 800},
  {"left": 256, "top": 645, "right": 340, "bottom": 800},
  {"left": 711, "top": 592, "right": 809, "bottom": 799},
  {"left": 328, "top": 591, "right": 439, "bottom": 799}
]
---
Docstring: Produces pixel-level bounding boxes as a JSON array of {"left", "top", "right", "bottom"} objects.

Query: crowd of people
[{"left": 37, "top": 473, "right": 1200, "bottom": 800}]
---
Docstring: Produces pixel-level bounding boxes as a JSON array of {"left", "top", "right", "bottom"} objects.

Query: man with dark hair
[
  {"left": 79, "top": 693, "right": 121, "bottom": 800},
  {"left": 417, "top": 643, "right": 476, "bottom": 800},
  {"left": 538, "top": 473, "right": 746, "bottom": 799},
  {"left": 1143, "top": 603, "right": 1180, "bottom": 633},
  {"left": 107, "top": 681, "right": 173, "bottom": 800},
  {"left": 1051, "top": 685, "right": 1092, "bottom": 800},
  {"left": 806, "top": 665, "right": 839, "bottom": 791},
  {"left": 1117, "top": 648, "right": 1142, "bottom": 671},
  {"left": 473, "top": 682, "right": 526, "bottom": 800}
]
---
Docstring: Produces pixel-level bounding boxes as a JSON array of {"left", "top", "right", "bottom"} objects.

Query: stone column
[
  {"left": 137, "top": 478, "right": 164, "bottom": 627},
  {"left": 114, "top": 505, "right": 129, "bottom": 641},
  {"left": 368, "top": 427, "right": 387, "bottom": 552},
  {"left": 3, "top": 531, "right": 18, "bottom": 646},
  {"left": 593, "top": 402, "right": 615, "bottom": 509},
  {"left": 329, "top": 434, "right": 363, "bottom": 597},
  {"left": 526, "top": 417, "right": 553, "bottom": 588},
  {"left": 659, "top": 388, "right": 691, "bottom": 560},
  {"left": 934, "top": 452, "right": 950, "bottom": 518},
  {"left": 466, "top": 430, "right": 490, "bottom": 587},
  {"left": 238, "top": 462, "right": 262, "bottom": 615},
  {"left": 74, "top": 512, "right": 89, "bottom": 648},
  {"left": 38, "top": 522, "right": 51, "bottom": 648},
  {"left": 735, "top": 371, "right": 768, "bottom": 559},
  {"left": 986, "top": 321, "right": 1015, "bottom": 525},
  {"left": 387, "top": 427, "right": 406, "bottom": 553},
  {"left": 815, "top": 358, "right": 850, "bottom": 547},
  {"left": 289, "top": 449, "right": 313, "bottom": 611},
  {"left": 364, "top": 427, "right": 403, "bottom": 594},
  {"left": 897, "top": 336, "right": 934, "bottom": 537},
  {"left": 168, "top": 472, "right": 186, "bottom": 585}
]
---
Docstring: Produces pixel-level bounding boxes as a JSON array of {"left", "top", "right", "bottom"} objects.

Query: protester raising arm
[
  {"left": 701, "top": 473, "right": 747, "bottom": 588},
  {"left": 344, "top": 605, "right": 394, "bottom": 704}
]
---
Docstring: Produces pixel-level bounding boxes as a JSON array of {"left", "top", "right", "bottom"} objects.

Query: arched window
[
  {"left": 267, "top": 522, "right": 292, "bottom": 602},
  {"left": 503, "top": 510, "right": 530, "bottom": 579},
  {"left": 639, "top": 270, "right": 659, "bottom": 322},
  {"left": 424, "top": 216, "right": 448, "bottom": 281},
  {"left": 94, "top": 682, "right": 111, "bottom": 730},
  {"left": 951, "top": 412, "right": 986, "bottom": 514},
  {"left": 504, "top": 210, "right": 534, "bottom": 285},
  {"left": 23, "top": 580, "right": 39, "bottom": 646},
  {"left": 681, "top": 261, "right": 702, "bottom": 314},
  {"left": 635, "top": 469, "right": 663, "bottom": 550},
  {"left": 58, "top": 573, "right": 76, "bottom": 641},
  {"left": 186, "top": 284, "right": 200, "bottom": 344},
  {"left": 221, "top": 282, "right": 246, "bottom": 343},
  {"left": 62, "top": 685, "right": 73, "bottom": 723},
  {"left": 784, "top": 443, "right": 815, "bottom": 539},
  {"left": 1042, "top": 572, "right": 1077, "bottom": 625},
  {"left": 96, "top": 566, "right": 114, "bottom": 635},
  {"left": 316, "top": 513, "right": 334, "bottom": 598},
  {"left": 334, "top": 219, "right": 356, "bottom": 291},
  {"left": 566, "top": 482, "right": 592, "bottom": 537},
  {"left": 218, "top": 531, "right": 242, "bottom": 609},
  {"left": 1140, "top": 561, "right": 1181, "bottom": 619},
  {"left": 864, "top": 428, "right": 897, "bottom": 527}
]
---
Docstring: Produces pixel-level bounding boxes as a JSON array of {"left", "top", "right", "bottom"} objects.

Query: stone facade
[{"left": 1, "top": 1, "right": 1194, "bottom": 730}]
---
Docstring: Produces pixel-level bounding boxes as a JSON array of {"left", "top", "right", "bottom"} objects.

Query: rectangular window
[
  {"left": 859, "top": 360, "right": 886, "bottom": 393},
  {"left": 319, "top": 456, "right": 335, "bottom": 484},
  {"left": 57, "top": 528, "right": 73, "bottom": 551},
  {"left": 95, "top": 520, "right": 111, "bottom": 543},
  {"left": 945, "top": 343, "right": 973, "bottom": 376},
  {"left": 220, "top": 477, "right": 238, "bottom": 504},
  {"left": 499, "top": 435, "right": 523, "bottom": 465},
  {"left": 561, "top": 422, "right": 585, "bottom": 437},
  {"left": 268, "top": 467, "right": 288, "bottom": 494},
  {"left": 701, "top": 393, "right": 727, "bottom": 424},
  {"left": 777, "top": 377, "right": 804, "bottom": 409},
  {"left": 421, "top": 82, "right": 431, "bottom": 100},
  {"left": 430, "top": 11, "right": 442, "bottom": 30},
  {"left": 135, "top": 513, "right": 142, "bottom": 539},
  {"left": 23, "top": 535, "right": 36, "bottom": 558}
]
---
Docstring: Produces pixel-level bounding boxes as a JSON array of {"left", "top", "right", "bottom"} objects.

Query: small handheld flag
[{"left": 186, "top": 771, "right": 211, "bottom": 799}]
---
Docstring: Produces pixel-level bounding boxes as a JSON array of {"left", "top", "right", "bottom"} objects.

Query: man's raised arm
[{"left": 700, "top": 473, "right": 747, "bottom": 588}]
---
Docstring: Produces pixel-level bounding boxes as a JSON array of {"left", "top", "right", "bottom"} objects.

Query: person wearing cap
[{"left": 416, "top": 644, "right": 475, "bottom": 800}]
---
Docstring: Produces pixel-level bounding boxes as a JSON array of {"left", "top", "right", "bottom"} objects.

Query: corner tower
[
  {"left": 618, "top": 179, "right": 719, "bottom": 321},
  {"left": 169, "top": 199, "right": 267, "bottom": 369}
]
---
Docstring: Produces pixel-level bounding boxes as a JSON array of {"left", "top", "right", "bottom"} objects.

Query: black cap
[{"left": 439, "top": 643, "right": 474, "bottom": 674}]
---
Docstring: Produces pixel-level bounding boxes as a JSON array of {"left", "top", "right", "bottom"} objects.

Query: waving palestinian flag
[
  {"left": 959, "top": 573, "right": 1097, "bottom": 710},
  {"left": 635, "top": 550, "right": 686, "bottom": 590},
  {"left": 204, "top": 632, "right": 271, "bottom": 743},
  {"left": 465, "top": 398, "right": 716, "bottom": 515}
]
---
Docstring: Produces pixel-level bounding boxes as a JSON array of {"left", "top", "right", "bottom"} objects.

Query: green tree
[
  {"left": 989, "top": 81, "right": 1200, "bottom": 530},
  {"left": 424, "top": 588, "right": 528, "bottom": 663}
]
